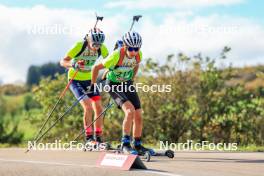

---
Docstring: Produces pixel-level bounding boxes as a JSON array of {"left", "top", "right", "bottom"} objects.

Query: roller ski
[
  {"left": 133, "top": 145, "right": 174, "bottom": 161},
  {"left": 107, "top": 136, "right": 147, "bottom": 161},
  {"left": 132, "top": 140, "right": 175, "bottom": 161},
  {"left": 152, "top": 149, "right": 175, "bottom": 158},
  {"left": 113, "top": 143, "right": 151, "bottom": 162},
  {"left": 112, "top": 137, "right": 151, "bottom": 162},
  {"left": 132, "top": 140, "right": 155, "bottom": 162}
]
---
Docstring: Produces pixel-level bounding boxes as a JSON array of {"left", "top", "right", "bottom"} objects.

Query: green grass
[
  {"left": 18, "top": 118, "right": 37, "bottom": 141},
  {"left": 0, "top": 143, "right": 28, "bottom": 148},
  {"left": 2, "top": 93, "right": 37, "bottom": 141},
  {"left": 237, "top": 145, "right": 264, "bottom": 152},
  {"left": 3, "top": 93, "right": 27, "bottom": 103}
]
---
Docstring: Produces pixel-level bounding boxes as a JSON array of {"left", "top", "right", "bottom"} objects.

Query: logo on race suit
[
  {"left": 76, "top": 48, "right": 98, "bottom": 70},
  {"left": 121, "top": 56, "right": 137, "bottom": 68},
  {"left": 82, "top": 47, "right": 98, "bottom": 57}
]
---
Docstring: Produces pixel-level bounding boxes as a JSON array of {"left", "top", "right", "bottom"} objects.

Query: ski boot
[
  {"left": 120, "top": 136, "right": 138, "bottom": 155},
  {"left": 133, "top": 140, "right": 155, "bottom": 156},
  {"left": 83, "top": 136, "right": 98, "bottom": 151},
  {"left": 95, "top": 136, "right": 111, "bottom": 151},
  {"left": 133, "top": 140, "right": 155, "bottom": 162},
  {"left": 120, "top": 143, "right": 138, "bottom": 155}
]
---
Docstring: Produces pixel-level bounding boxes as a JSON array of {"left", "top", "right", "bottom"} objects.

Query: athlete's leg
[
  {"left": 80, "top": 98, "right": 94, "bottom": 140},
  {"left": 106, "top": 81, "right": 138, "bottom": 154},
  {"left": 91, "top": 98, "right": 104, "bottom": 141},
  {"left": 121, "top": 101, "right": 135, "bottom": 135},
  {"left": 69, "top": 80, "right": 94, "bottom": 140},
  {"left": 125, "top": 84, "right": 142, "bottom": 138},
  {"left": 124, "top": 84, "right": 154, "bottom": 155},
  {"left": 118, "top": 101, "right": 137, "bottom": 154},
  {"left": 133, "top": 109, "right": 143, "bottom": 138}
]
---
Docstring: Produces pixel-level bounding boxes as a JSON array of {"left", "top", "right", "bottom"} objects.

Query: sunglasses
[{"left": 127, "top": 47, "right": 140, "bottom": 52}]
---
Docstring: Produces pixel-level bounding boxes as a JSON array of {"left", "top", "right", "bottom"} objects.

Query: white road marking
[
  {"left": 0, "top": 158, "right": 95, "bottom": 168},
  {"left": 0, "top": 158, "right": 182, "bottom": 176},
  {"left": 142, "top": 170, "right": 182, "bottom": 176}
]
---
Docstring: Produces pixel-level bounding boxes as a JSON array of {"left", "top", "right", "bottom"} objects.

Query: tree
[
  {"left": 26, "top": 66, "right": 41, "bottom": 86},
  {"left": 26, "top": 62, "right": 65, "bottom": 86}
]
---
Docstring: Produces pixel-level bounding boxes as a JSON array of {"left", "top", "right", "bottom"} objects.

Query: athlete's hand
[{"left": 71, "top": 60, "right": 85, "bottom": 70}]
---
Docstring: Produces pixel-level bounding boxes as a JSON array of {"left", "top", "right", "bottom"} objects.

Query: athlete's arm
[
  {"left": 60, "top": 41, "right": 83, "bottom": 69},
  {"left": 92, "top": 50, "right": 119, "bottom": 84},
  {"left": 101, "top": 70, "right": 109, "bottom": 80},
  {"left": 132, "top": 64, "right": 139, "bottom": 81},
  {"left": 132, "top": 51, "right": 142, "bottom": 81},
  {"left": 60, "top": 56, "right": 72, "bottom": 69},
  {"left": 91, "top": 63, "right": 105, "bottom": 84}
]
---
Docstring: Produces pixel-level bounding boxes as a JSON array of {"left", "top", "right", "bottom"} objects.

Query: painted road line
[{"left": 0, "top": 158, "right": 182, "bottom": 176}]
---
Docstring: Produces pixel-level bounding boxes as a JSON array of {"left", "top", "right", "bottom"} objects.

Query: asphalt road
[{"left": 0, "top": 149, "right": 263, "bottom": 176}]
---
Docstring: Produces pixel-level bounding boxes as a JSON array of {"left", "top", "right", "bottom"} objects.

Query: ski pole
[
  {"left": 31, "top": 70, "right": 78, "bottom": 144},
  {"left": 94, "top": 12, "right": 103, "bottom": 28},
  {"left": 65, "top": 102, "right": 114, "bottom": 149},
  {"left": 102, "top": 96, "right": 112, "bottom": 124},
  {"left": 129, "top": 15, "right": 142, "bottom": 31},
  {"left": 30, "top": 69, "right": 79, "bottom": 146},
  {"left": 25, "top": 92, "right": 85, "bottom": 153}
]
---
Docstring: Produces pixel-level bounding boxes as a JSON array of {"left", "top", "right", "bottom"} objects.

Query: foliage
[
  {"left": 26, "top": 62, "right": 65, "bottom": 86},
  {"left": 2, "top": 47, "right": 264, "bottom": 146}
]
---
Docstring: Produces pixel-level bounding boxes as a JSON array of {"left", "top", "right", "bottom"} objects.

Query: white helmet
[
  {"left": 122, "top": 31, "right": 142, "bottom": 48},
  {"left": 86, "top": 28, "right": 105, "bottom": 44}
]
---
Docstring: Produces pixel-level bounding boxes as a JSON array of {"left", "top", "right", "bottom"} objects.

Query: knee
[
  {"left": 124, "top": 106, "right": 135, "bottom": 118},
  {"left": 83, "top": 104, "right": 93, "bottom": 112}
]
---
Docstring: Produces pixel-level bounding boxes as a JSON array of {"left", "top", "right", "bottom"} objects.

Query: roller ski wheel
[
  {"left": 141, "top": 151, "right": 151, "bottom": 162},
  {"left": 83, "top": 139, "right": 96, "bottom": 152},
  {"left": 134, "top": 144, "right": 155, "bottom": 156},
  {"left": 115, "top": 145, "right": 151, "bottom": 161},
  {"left": 165, "top": 149, "right": 174, "bottom": 158},
  {"left": 82, "top": 146, "right": 93, "bottom": 152},
  {"left": 115, "top": 150, "right": 122, "bottom": 154},
  {"left": 99, "top": 142, "right": 112, "bottom": 150}
]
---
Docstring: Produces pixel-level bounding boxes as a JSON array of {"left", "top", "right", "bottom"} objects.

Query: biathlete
[
  {"left": 91, "top": 31, "right": 154, "bottom": 155},
  {"left": 60, "top": 28, "right": 109, "bottom": 147}
]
